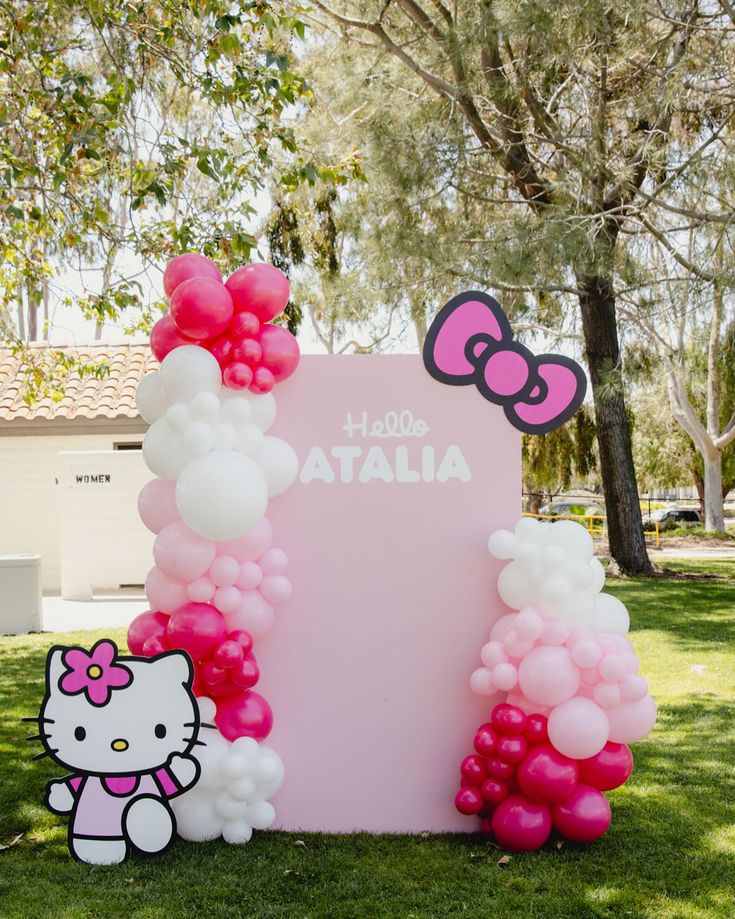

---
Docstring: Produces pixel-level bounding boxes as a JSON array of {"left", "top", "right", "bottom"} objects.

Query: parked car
[{"left": 642, "top": 507, "right": 702, "bottom": 531}]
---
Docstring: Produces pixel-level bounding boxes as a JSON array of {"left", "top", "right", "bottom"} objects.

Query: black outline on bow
[{"left": 422, "top": 290, "right": 588, "bottom": 435}]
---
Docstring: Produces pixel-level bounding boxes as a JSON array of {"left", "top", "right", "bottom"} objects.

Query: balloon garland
[
  {"left": 128, "top": 255, "right": 299, "bottom": 844},
  {"left": 455, "top": 518, "right": 657, "bottom": 850}
]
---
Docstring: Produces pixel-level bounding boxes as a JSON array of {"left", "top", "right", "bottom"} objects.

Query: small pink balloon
[
  {"left": 455, "top": 786, "right": 484, "bottom": 816},
  {"left": 214, "top": 639, "right": 244, "bottom": 669},
  {"left": 541, "top": 618, "right": 571, "bottom": 646},
  {"left": 167, "top": 602, "right": 227, "bottom": 662},
  {"left": 593, "top": 681, "right": 623, "bottom": 709},
  {"left": 480, "top": 640, "right": 508, "bottom": 669},
  {"left": 163, "top": 252, "right": 222, "bottom": 298},
  {"left": 215, "top": 690, "right": 273, "bottom": 742},
  {"left": 548, "top": 697, "right": 610, "bottom": 759},
  {"left": 581, "top": 666, "right": 600, "bottom": 687},
  {"left": 223, "top": 590, "right": 275, "bottom": 639},
  {"left": 209, "top": 555, "right": 240, "bottom": 587},
  {"left": 606, "top": 695, "right": 657, "bottom": 744},
  {"left": 127, "top": 610, "right": 170, "bottom": 656},
  {"left": 250, "top": 366, "right": 275, "bottom": 395},
  {"left": 225, "top": 263, "right": 289, "bottom": 321},
  {"left": 237, "top": 561, "right": 263, "bottom": 590},
  {"left": 514, "top": 609, "right": 544, "bottom": 641},
  {"left": 258, "top": 324, "right": 300, "bottom": 383},
  {"left": 470, "top": 667, "right": 495, "bottom": 695},
  {"left": 154, "top": 521, "right": 216, "bottom": 581},
  {"left": 259, "top": 574, "right": 292, "bottom": 605},
  {"left": 620, "top": 674, "right": 648, "bottom": 702},
  {"left": 213, "top": 586, "right": 243, "bottom": 615},
  {"left": 170, "top": 277, "right": 234, "bottom": 340},
  {"left": 258, "top": 547, "right": 288, "bottom": 576},
  {"left": 518, "top": 646, "right": 580, "bottom": 706},
  {"left": 517, "top": 743, "right": 579, "bottom": 803},
  {"left": 504, "top": 633, "right": 535, "bottom": 659},
  {"left": 218, "top": 518, "right": 273, "bottom": 562},
  {"left": 599, "top": 654, "right": 627, "bottom": 682},
  {"left": 491, "top": 662, "right": 518, "bottom": 692},
  {"left": 145, "top": 566, "right": 188, "bottom": 615},
  {"left": 460, "top": 754, "right": 487, "bottom": 787},
  {"left": 138, "top": 478, "right": 180, "bottom": 534},
  {"left": 571, "top": 639, "right": 602, "bottom": 669},
  {"left": 491, "top": 794, "right": 552, "bottom": 852},
  {"left": 150, "top": 314, "right": 199, "bottom": 362},
  {"left": 223, "top": 362, "right": 253, "bottom": 390},
  {"left": 489, "top": 613, "right": 517, "bottom": 643},
  {"left": 187, "top": 577, "right": 216, "bottom": 603},
  {"left": 551, "top": 784, "right": 611, "bottom": 843}
]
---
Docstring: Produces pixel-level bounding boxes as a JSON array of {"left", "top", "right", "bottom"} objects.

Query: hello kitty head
[{"left": 38, "top": 640, "right": 200, "bottom": 776}]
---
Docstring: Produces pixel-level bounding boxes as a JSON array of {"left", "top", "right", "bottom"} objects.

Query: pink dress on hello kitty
[{"left": 66, "top": 770, "right": 179, "bottom": 839}]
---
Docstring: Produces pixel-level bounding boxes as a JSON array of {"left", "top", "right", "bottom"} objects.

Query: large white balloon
[
  {"left": 176, "top": 450, "right": 268, "bottom": 541},
  {"left": 136, "top": 372, "right": 168, "bottom": 423},
  {"left": 593, "top": 592, "right": 630, "bottom": 634},
  {"left": 142, "top": 418, "right": 190, "bottom": 478},
  {"left": 159, "top": 345, "right": 222, "bottom": 403}
]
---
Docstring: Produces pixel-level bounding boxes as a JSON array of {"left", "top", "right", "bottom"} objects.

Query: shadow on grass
[{"left": 1, "top": 632, "right": 734, "bottom": 917}]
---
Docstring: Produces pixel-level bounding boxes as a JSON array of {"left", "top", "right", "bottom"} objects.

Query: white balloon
[
  {"left": 236, "top": 424, "right": 265, "bottom": 455},
  {"left": 220, "top": 396, "right": 253, "bottom": 425},
  {"left": 172, "top": 794, "right": 223, "bottom": 842},
  {"left": 136, "top": 372, "right": 168, "bottom": 423},
  {"left": 254, "top": 436, "right": 298, "bottom": 497},
  {"left": 142, "top": 419, "right": 187, "bottom": 478},
  {"left": 497, "top": 564, "right": 532, "bottom": 610},
  {"left": 182, "top": 420, "right": 216, "bottom": 455},
  {"left": 159, "top": 345, "right": 222, "bottom": 403},
  {"left": 246, "top": 801, "right": 276, "bottom": 830},
  {"left": 593, "top": 592, "right": 630, "bottom": 634},
  {"left": 222, "top": 819, "right": 253, "bottom": 844},
  {"left": 166, "top": 403, "right": 191, "bottom": 432},
  {"left": 176, "top": 450, "right": 268, "bottom": 541},
  {"left": 487, "top": 529, "right": 517, "bottom": 559},
  {"left": 549, "top": 520, "right": 594, "bottom": 559},
  {"left": 589, "top": 558, "right": 606, "bottom": 592},
  {"left": 190, "top": 391, "right": 222, "bottom": 420},
  {"left": 250, "top": 393, "right": 276, "bottom": 431}
]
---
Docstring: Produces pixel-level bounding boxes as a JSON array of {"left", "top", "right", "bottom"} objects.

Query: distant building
[{"left": 0, "top": 345, "right": 154, "bottom": 595}]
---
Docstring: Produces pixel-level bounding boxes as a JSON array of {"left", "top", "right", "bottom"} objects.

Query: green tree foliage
[{"left": 522, "top": 406, "right": 598, "bottom": 499}]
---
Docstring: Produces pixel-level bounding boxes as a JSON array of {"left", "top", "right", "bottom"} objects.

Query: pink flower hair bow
[
  {"left": 423, "top": 291, "right": 587, "bottom": 435},
  {"left": 59, "top": 639, "right": 132, "bottom": 707}
]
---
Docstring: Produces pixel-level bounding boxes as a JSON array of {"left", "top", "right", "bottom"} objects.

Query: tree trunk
[
  {"left": 578, "top": 273, "right": 652, "bottom": 574},
  {"left": 703, "top": 449, "right": 725, "bottom": 532}
]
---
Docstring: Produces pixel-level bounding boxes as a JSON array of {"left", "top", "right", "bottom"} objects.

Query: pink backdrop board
[{"left": 259, "top": 354, "right": 520, "bottom": 832}]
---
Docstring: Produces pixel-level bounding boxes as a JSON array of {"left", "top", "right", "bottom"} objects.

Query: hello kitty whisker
[
  {"left": 184, "top": 721, "right": 216, "bottom": 729},
  {"left": 26, "top": 734, "right": 43, "bottom": 741},
  {"left": 32, "top": 748, "right": 57, "bottom": 761},
  {"left": 183, "top": 736, "right": 207, "bottom": 747},
  {"left": 22, "top": 716, "right": 54, "bottom": 723}
]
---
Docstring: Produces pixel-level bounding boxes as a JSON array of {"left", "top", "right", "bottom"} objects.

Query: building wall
[{"left": 0, "top": 432, "right": 152, "bottom": 593}]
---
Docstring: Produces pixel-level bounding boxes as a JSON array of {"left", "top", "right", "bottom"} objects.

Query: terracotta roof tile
[{"left": 0, "top": 344, "right": 157, "bottom": 423}]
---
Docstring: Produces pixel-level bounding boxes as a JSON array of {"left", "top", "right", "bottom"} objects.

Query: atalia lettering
[
  {"left": 299, "top": 445, "right": 471, "bottom": 485},
  {"left": 75, "top": 474, "right": 111, "bottom": 484}
]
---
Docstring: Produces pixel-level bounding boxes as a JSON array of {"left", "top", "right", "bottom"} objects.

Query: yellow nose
[{"left": 111, "top": 738, "right": 128, "bottom": 751}]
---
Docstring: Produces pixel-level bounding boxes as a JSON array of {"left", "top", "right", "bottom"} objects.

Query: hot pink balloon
[
  {"left": 518, "top": 645, "right": 580, "bottom": 706},
  {"left": 551, "top": 784, "right": 611, "bottom": 843},
  {"left": 163, "top": 253, "right": 222, "bottom": 298},
  {"left": 517, "top": 744, "right": 579, "bottom": 803},
  {"left": 473, "top": 724, "right": 498, "bottom": 757},
  {"left": 524, "top": 713, "right": 549, "bottom": 746},
  {"left": 491, "top": 703, "right": 527, "bottom": 736},
  {"left": 154, "top": 521, "right": 216, "bottom": 581},
  {"left": 167, "top": 602, "right": 227, "bottom": 662},
  {"left": 145, "top": 566, "right": 188, "bottom": 615},
  {"left": 170, "top": 277, "right": 234, "bottom": 340},
  {"left": 215, "top": 690, "right": 273, "bottom": 741},
  {"left": 218, "top": 518, "right": 273, "bottom": 562},
  {"left": 258, "top": 324, "right": 300, "bottom": 383},
  {"left": 138, "top": 478, "right": 179, "bottom": 534},
  {"left": 578, "top": 742, "right": 634, "bottom": 791},
  {"left": 127, "top": 610, "right": 170, "bottom": 656},
  {"left": 491, "top": 794, "right": 552, "bottom": 852},
  {"left": 225, "top": 263, "right": 289, "bottom": 321},
  {"left": 460, "top": 754, "right": 487, "bottom": 787},
  {"left": 150, "top": 314, "right": 199, "bottom": 362},
  {"left": 455, "top": 786, "right": 484, "bottom": 816}
]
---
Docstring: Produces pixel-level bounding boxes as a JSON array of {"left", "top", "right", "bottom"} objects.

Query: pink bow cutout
[{"left": 422, "top": 291, "right": 587, "bottom": 435}]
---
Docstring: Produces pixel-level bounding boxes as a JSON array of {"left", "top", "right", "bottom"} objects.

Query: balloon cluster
[
  {"left": 172, "top": 699, "right": 285, "bottom": 844},
  {"left": 455, "top": 518, "right": 656, "bottom": 850},
  {"left": 151, "top": 254, "right": 299, "bottom": 395},
  {"left": 455, "top": 703, "right": 632, "bottom": 851},
  {"left": 128, "top": 254, "right": 298, "bottom": 843}
]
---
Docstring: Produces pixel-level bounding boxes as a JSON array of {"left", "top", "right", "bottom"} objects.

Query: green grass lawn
[{"left": 1, "top": 561, "right": 734, "bottom": 919}]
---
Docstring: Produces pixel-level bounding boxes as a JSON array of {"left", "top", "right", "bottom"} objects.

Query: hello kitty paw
[
  {"left": 45, "top": 780, "right": 75, "bottom": 814},
  {"left": 166, "top": 753, "right": 199, "bottom": 790}
]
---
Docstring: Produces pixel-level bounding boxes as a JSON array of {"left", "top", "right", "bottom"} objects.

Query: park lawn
[{"left": 0, "top": 562, "right": 734, "bottom": 919}]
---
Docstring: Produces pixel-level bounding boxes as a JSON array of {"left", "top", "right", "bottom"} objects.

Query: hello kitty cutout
[{"left": 32, "top": 639, "right": 201, "bottom": 865}]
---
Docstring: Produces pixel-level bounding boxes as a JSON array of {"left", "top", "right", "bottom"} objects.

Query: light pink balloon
[
  {"left": 480, "top": 640, "right": 508, "bottom": 669},
  {"left": 513, "top": 609, "right": 544, "bottom": 641},
  {"left": 518, "top": 646, "right": 580, "bottom": 706},
  {"left": 548, "top": 697, "right": 610, "bottom": 759},
  {"left": 505, "top": 693, "right": 551, "bottom": 717},
  {"left": 217, "top": 517, "right": 272, "bottom": 562},
  {"left": 260, "top": 574, "right": 292, "bottom": 605},
  {"left": 620, "top": 674, "right": 648, "bottom": 702},
  {"left": 489, "top": 613, "right": 517, "bottom": 643},
  {"left": 154, "top": 520, "right": 216, "bottom": 581},
  {"left": 145, "top": 566, "right": 188, "bottom": 615},
  {"left": 470, "top": 667, "right": 495, "bottom": 695},
  {"left": 491, "top": 662, "right": 518, "bottom": 692},
  {"left": 210, "top": 555, "right": 240, "bottom": 587},
  {"left": 571, "top": 639, "right": 602, "bottom": 669},
  {"left": 223, "top": 590, "right": 274, "bottom": 639},
  {"left": 213, "top": 585, "right": 243, "bottom": 614},
  {"left": 599, "top": 654, "right": 626, "bottom": 682},
  {"left": 237, "top": 561, "right": 263, "bottom": 590},
  {"left": 606, "top": 695, "right": 657, "bottom": 744},
  {"left": 504, "top": 633, "right": 536, "bottom": 659},
  {"left": 259, "top": 547, "right": 288, "bottom": 576},
  {"left": 593, "top": 681, "right": 622, "bottom": 709},
  {"left": 186, "top": 577, "right": 216, "bottom": 603},
  {"left": 540, "top": 618, "right": 570, "bottom": 646},
  {"left": 138, "top": 478, "right": 179, "bottom": 534}
]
